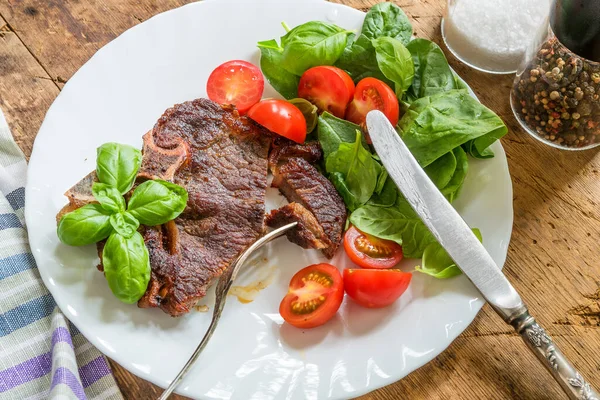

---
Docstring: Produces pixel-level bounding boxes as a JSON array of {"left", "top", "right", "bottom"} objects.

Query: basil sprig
[{"left": 57, "top": 143, "right": 188, "bottom": 304}]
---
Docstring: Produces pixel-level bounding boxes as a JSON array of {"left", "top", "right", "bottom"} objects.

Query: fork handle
[
  {"left": 157, "top": 294, "right": 228, "bottom": 400},
  {"left": 510, "top": 309, "right": 599, "bottom": 400}
]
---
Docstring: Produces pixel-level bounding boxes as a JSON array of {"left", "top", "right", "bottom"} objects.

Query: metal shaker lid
[{"left": 550, "top": 0, "right": 600, "bottom": 61}]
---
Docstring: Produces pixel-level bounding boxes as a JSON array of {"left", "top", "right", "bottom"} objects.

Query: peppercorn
[{"left": 511, "top": 37, "right": 599, "bottom": 148}]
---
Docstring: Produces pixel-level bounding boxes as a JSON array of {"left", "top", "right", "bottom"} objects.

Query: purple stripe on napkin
[
  {"left": 0, "top": 352, "right": 52, "bottom": 392},
  {"left": 51, "top": 367, "right": 87, "bottom": 400},
  {"left": 52, "top": 326, "right": 74, "bottom": 349},
  {"left": 78, "top": 357, "right": 112, "bottom": 388}
]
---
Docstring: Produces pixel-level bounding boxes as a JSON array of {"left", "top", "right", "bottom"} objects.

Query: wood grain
[{"left": 1, "top": 0, "right": 598, "bottom": 399}]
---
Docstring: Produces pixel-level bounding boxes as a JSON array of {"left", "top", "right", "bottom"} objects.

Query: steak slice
[
  {"left": 139, "top": 99, "right": 271, "bottom": 316},
  {"left": 272, "top": 157, "right": 346, "bottom": 258},
  {"left": 268, "top": 138, "right": 323, "bottom": 174},
  {"left": 58, "top": 99, "right": 271, "bottom": 316},
  {"left": 265, "top": 202, "right": 330, "bottom": 250}
]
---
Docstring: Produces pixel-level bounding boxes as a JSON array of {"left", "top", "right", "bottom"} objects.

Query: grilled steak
[
  {"left": 265, "top": 202, "right": 329, "bottom": 250},
  {"left": 271, "top": 157, "right": 346, "bottom": 258},
  {"left": 268, "top": 138, "right": 322, "bottom": 174},
  {"left": 58, "top": 99, "right": 271, "bottom": 316}
]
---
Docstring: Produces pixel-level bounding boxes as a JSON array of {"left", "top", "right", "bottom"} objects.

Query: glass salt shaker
[
  {"left": 510, "top": 0, "right": 600, "bottom": 150},
  {"left": 441, "top": 0, "right": 551, "bottom": 74}
]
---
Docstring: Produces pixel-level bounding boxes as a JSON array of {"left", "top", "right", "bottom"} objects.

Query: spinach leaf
[
  {"left": 416, "top": 228, "right": 482, "bottom": 279},
  {"left": 96, "top": 143, "right": 142, "bottom": 194},
  {"left": 57, "top": 204, "right": 113, "bottom": 246},
  {"left": 367, "top": 175, "right": 397, "bottom": 207},
  {"left": 317, "top": 112, "right": 366, "bottom": 158},
  {"left": 372, "top": 36, "right": 414, "bottom": 97},
  {"left": 441, "top": 147, "right": 469, "bottom": 203},
  {"left": 397, "top": 90, "right": 508, "bottom": 167},
  {"left": 329, "top": 172, "right": 362, "bottom": 212},
  {"left": 326, "top": 132, "right": 380, "bottom": 209},
  {"left": 406, "top": 38, "right": 456, "bottom": 99},
  {"left": 350, "top": 197, "right": 436, "bottom": 258},
  {"left": 92, "top": 182, "right": 125, "bottom": 214},
  {"left": 102, "top": 232, "right": 150, "bottom": 304},
  {"left": 289, "top": 98, "right": 318, "bottom": 132},
  {"left": 375, "top": 168, "right": 388, "bottom": 195},
  {"left": 280, "top": 21, "right": 353, "bottom": 76},
  {"left": 336, "top": 35, "right": 392, "bottom": 85},
  {"left": 423, "top": 151, "right": 457, "bottom": 190},
  {"left": 362, "top": 2, "right": 413, "bottom": 45},
  {"left": 109, "top": 212, "right": 139, "bottom": 238},
  {"left": 257, "top": 39, "right": 299, "bottom": 99},
  {"left": 462, "top": 135, "right": 499, "bottom": 159},
  {"left": 127, "top": 180, "right": 188, "bottom": 226}
]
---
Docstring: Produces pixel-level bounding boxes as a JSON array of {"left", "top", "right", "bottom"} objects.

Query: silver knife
[{"left": 366, "top": 110, "right": 598, "bottom": 400}]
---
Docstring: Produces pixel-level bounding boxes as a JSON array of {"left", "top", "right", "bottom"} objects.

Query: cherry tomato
[
  {"left": 298, "top": 66, "right": 355, "bottom": 118},
  {"left": 345, "top": 77, "right": 400, "bottom": 130},
  {"left": 280, "top": 263, "right": 344, "bottom": 329},
  {"left": 343, "top": 226, "right": 403, "bottom": 269},
  {"left": 343, "top": 269, "right": 411, "bottom": 308},
  {"left": 248, "top": 99, "right": 307, "bottom": 143},
  {"left": 206, "top": 60, "right": 264, "bottom": 113}
]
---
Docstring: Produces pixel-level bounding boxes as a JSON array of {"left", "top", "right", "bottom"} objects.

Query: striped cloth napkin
[{"left": 0, "top": 109, "right": 123, "bottom": 400}]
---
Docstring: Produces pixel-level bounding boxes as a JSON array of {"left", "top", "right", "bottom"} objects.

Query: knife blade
[{"left": 366, "top": 110, "right": 598, "bottom": 400}]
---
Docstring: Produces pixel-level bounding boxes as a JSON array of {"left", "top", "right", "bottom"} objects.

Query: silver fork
[{"left": 158, "top": 222, "right": 298, "bottom": 400}]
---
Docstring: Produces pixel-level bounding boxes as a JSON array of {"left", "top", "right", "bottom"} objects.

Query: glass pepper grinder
[{"left": 510, "top": 0, "right": 600, "bottom": 150}]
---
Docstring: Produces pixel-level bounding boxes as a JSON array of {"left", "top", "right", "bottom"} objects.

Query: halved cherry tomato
[
  {"left": 298, "top": 66, "right": 355, "bottom": 118},
  {"left": 344, "top": 226, "right": 403, "bottom": 269},
  {"left": 344, "top": 269, "right": 411, "bottom": 308},
  {"left": 206, "top": 60, "right": 264, "bottom": 113},
  {"left": 280, "top": 263, "right": 344, "bottom": 329},
  {"left": 345, "top": 77, "right": 399, "bottom": 130},
  {"left": 248, "top": 99, "right": 307, "bottom": 143}
]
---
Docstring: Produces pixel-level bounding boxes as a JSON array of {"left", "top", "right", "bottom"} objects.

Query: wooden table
[{"left": 1, "top": 0, "right": 599, "bottom": 398}]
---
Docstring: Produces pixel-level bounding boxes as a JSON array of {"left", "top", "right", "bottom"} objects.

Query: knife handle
[{"left": 510, "top": 309, "right": 599, "bottom": 400}]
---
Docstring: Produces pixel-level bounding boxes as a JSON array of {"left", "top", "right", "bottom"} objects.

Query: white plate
[{"left": 25, "top": 0, "right": 513, "bottom": 399}]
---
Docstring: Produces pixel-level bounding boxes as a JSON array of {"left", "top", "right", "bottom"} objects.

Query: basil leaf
[
  {"left": 57, "top": 204, "right": 113, "bottom": 246},
  {"left": 289, "top": 98, "right": 318, "bottom": 132},
  {"left": 109, "top": 212, "right": 139, "bottom": 238},
  {"left": 92, "top": 182, "right": 125, "bottom": 213},
  {"left": 416, "top": 229, "right": 482, "bottom": 279},
  {"left": 336, "top": 34, "right": 392, "bottom": 85},
  {"left": 397, "top": 90, "right": 508, "bottom": 167},
  {"left": 102, "top": 232, "right": 150, "bottom": 304},
  {"left": 372, "top": 37, "right": 414, "bottom": 97},
  {"left": 406, "top": 38, "right": 456, "bottom": 99},
  {"left": 361, "top": 2, "right": 413, "bottom": 45},
  {"left": 127, "top": 180, "right": 188, "bottom": 226},
  {"left": 257, "top": 39, "right": 299, "bottom": 99},
  {"left": 96, "top": 143, "right": 142, "bottom": 194},
  {"left": 326, "top": 132, "right": 380, "bottom": 209},
  {"left": 317, "top": 112, "right": 366, "bottom": 158},
  {"left": 441, "top": 147, "right": 469, "bottom": 203},
  {"left": 280, "top": 21, "right": 353, "bottom": 76}
]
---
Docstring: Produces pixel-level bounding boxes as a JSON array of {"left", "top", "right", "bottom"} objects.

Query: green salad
[{"left": 257, "top": 2, "right": 508, "bottom": 278}]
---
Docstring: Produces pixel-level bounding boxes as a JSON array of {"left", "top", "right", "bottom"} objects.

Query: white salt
[{"left": 442, "top": 0, "right": 551, "bottom": 73}]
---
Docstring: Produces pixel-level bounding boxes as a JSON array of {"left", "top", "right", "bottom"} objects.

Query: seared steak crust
[
  {"left": 268, "top": 138, "right": 323, "bottom": 174},
  {"left": 265, "top": 202, "right": 329, "bottom": 250},
  {"left": 272, "top": 157, "right": 346, "bottom": 258},
  {"left": 138, "top": 99, "right": 271, "bottom": 316}
]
